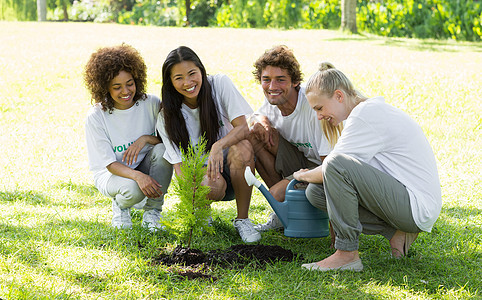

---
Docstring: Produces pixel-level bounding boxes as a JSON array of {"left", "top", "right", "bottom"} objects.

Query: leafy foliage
[
  {"left": 2, "top": 0, "right": 480, "bottom": 40},
  {"left": 168, "top": 136, "right": 213, "bottom": 248},
  {"left": 0, "top": 0, "right": 36, "bottom": 21},
  {"left": 358, "top": 0, "right": 482, "bottom": 41}
]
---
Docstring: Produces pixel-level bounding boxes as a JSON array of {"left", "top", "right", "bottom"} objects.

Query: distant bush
[
  {"left": 358, "top": 0, "right": 481, "bottom": 41},
  {"left": 2, "top": 0, "right": 480, "bottom": 41},
  {"left": 0, "top": 0, "right": 37, "bottom": 21},
  {"left": 117, "top": 0, "right": 181, "bottom": 26}
]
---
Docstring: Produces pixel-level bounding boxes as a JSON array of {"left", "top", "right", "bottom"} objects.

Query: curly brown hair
[
  {"left": 253, "top": 45, "right": 303, "bottom": 87},
  {"left": 84, "top": 44, "right": 147, "bottom": 112}
]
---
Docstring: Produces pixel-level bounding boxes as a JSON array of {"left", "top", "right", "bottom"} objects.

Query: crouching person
[
  {"left": 294, "top": 62, "right": 441, "bottom": 271},
  {"left": 84, "top": 44, "right": 173, "bottom": 231}
]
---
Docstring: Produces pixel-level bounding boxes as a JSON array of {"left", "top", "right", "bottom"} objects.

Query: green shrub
[
  {"left": 216, "top": 0, "right": 267, "bottom": 28},
  {"left": 2, "top": 0, "right": 480, "bottom": 41},
  {"left": 189, "top": 0, "right": 217, "bottom": 26},
  {"left": 168, "top": 136, "right": 213, "bottom": 248},
  {"left": 0, "top": 0, "right": 37, "bottom": 21},
  {"left": 301, "top": 0, "right": 340, "bottom": 29},
  {"left": 358, "top": 0, "right": 481, "bottom": 41},
  {"left": 117, "top": 0, "right": 180, "bottom": 26},
  {"left": 69, "top": 0, "right": 114, "bottom": 22}
]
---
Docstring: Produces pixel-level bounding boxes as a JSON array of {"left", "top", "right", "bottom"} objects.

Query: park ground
[{"left": 0, "top": 21, "right": 481, "bottom": 299}]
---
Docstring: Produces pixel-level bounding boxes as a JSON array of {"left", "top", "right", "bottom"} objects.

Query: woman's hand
[
  {"left": 135, "top": 172, "right": 163, "bottom": 199},
  {"left": 293, "top": 168, "right": 310, "bottom": 182},
  {"left": 123, "top": 136, "right": 149, "bottom": 166},
  {"left": 207, "top": 143, "right": 223, "bottom": 181},
  {"left": 293, "top": 166, "right": 324, "bottom": 184}
]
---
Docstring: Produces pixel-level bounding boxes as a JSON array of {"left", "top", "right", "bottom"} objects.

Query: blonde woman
[{"left": 294, "top": 63, "right": 441, "bottom": 271}]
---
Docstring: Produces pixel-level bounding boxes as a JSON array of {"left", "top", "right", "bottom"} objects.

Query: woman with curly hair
[
  {"left": 84, "top": 44, "right": 173, "bottom": 231},
  {"left": 156, "top": 46, "right": 260, "bottom": 243}
]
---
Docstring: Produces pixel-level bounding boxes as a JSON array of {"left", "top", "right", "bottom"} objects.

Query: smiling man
[{"left": 248, "top": 45, "right": 333, "bottom": 232}]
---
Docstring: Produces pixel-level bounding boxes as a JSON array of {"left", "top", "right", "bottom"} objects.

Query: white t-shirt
[
  {"left": 257, "top": 86, "right": 332, "bottom": 164},
  {"left": 85, "top": 94, "right": 161, "bottom": 196},
  {"left": 157, "top": 74, "right": 254, "bottom": 164},
  {"left": 330, "top": 96, "right": 441, "bottom": 232}
]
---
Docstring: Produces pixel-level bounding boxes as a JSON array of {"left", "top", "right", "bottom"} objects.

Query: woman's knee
[
  {"left": 306, "top": 183, "right": 327, "bottom": 211},
  {"left": 227, "top": 140, "right": 254, "bottom": 169},
  {"left": 322, "top": 153, "right": 354, "bottom": 177},
  {"left": 203, "top": 175, "right": 227, "bottom": 201},
  {"left": 115, "top": 180, "right": 145, "bottom": 208}
]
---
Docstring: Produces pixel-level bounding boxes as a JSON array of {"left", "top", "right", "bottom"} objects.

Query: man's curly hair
[
  {"left": 253, "top": 45, "right": 303, "bottom": 86},
  {"left": 84, "top": 44, "right": 147, "bottom": 112}
]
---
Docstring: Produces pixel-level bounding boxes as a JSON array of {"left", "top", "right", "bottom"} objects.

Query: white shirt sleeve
[{"left": 85, "top": 109, "right": 117, "bottom": 173}]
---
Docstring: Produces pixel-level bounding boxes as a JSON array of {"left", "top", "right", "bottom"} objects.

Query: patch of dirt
[{"left": 153, "top": 244, "right": 299, "bottom": 280}]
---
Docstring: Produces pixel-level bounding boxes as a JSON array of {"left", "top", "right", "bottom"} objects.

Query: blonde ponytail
[{"left": 319, "top": 61, "right": 336, "bottom": 72}]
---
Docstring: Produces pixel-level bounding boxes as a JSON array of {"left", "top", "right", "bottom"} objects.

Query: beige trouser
[
  {"left": 106, "top": 143, "right": 173, "bottom": 211},
  {"left": 305, "top": 153, "right": 420, "bottom": 251}
]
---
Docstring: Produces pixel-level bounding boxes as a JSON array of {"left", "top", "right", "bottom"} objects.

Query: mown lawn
[{"left": 0, "top": 21, "right": 481, "bottom": 299}]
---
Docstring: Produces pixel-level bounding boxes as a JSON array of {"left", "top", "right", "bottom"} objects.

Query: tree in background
[
  {"left": 341, "top": 0, "right": 357, "bottom": 33},
  {"left": 37, "top": 0, "right": 47, "bottom": 20}
]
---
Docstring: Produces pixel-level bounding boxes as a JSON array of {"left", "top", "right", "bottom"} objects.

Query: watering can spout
[
  {"left": 244, "top": 166, "right": 261, "bottom": 188},
  {"left": 244, "top": 167, "right": 289, "bottom": 228}
]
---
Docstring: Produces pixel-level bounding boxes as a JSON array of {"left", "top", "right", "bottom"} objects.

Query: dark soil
[{"left": 153, "top": 244, "right": 299, "bottom": 280}]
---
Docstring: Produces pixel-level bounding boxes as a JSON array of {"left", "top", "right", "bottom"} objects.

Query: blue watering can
[{"left": 244, "top": 167, "right": 329, "bottom": 238}]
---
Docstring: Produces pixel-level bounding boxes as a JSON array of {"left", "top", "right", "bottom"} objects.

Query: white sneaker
[
  {"left": 253, "top": 212, "right": 283, "bottom": 232},
  {"left": 142, "top": 209, "right": 164, "bottom": 232},
  {"left": 112, "top": 200, "right": 132, "bottom": 229},
  {"left": 233, "top": 218, "right": 261, "bottom": 243}
]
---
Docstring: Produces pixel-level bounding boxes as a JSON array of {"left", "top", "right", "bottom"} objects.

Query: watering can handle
[{"left": 286, "top": 179, "right": 302, "bottom": 191}]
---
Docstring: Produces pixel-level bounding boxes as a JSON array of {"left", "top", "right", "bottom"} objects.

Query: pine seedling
[{"left": 169, "top": 136, "right": 213, "bottom": 248}]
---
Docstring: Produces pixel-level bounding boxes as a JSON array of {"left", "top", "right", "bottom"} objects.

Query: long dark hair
[{"left": 161, "top": 46, "right": 220, "bottom": 153}]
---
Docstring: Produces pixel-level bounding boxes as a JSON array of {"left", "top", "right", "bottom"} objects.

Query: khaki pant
[
  {"left": 106, "top": 143, "right": 173, "bottom": 211},
  {"left": 305, "top": 153, "right": 420, "bottom": 251}
]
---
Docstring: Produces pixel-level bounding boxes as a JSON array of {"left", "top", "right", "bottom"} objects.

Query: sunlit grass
[{"left": 1, "top": 21, "right": 481, "bottom": 299}]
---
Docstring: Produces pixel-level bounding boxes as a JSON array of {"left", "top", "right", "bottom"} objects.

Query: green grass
[{"left": 1, "top": 21, "right": 481, "bottom": 299}]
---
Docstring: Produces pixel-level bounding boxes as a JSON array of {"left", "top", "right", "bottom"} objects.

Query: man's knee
[
  {"left": 227, "top": 140, "right": 254, "bottom": 168},
  {"left": 269, "top": 179, "right": 289, "bottom": 202}
]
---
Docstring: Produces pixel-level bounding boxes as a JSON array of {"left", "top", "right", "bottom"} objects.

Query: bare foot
[
  {"left": 314, "top": 250, "right": 359, "bottom": 269},
  {"left": 390, "top": 230, "right": 418, "bottom": 258},
  {"left": 390, "top": 230, "right": 406, "bottom": 258}
]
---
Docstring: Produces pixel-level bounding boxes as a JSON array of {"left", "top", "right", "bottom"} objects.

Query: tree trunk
[
  {"left": 62, "top": 0, "right": 69, "bottom": 21},
  {"left": 37, "top": 0, "right": 47, "bottom": 21},
  {"left": 341, "top": 0, "right": 357, "bottom": 33},
  {"left": 185, "top": 0, "right": 191, "bottom": 25}
]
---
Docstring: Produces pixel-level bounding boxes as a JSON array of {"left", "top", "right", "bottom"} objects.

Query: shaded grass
[{"left": 0, "top": 21, "right": 481, "bottom": 299}]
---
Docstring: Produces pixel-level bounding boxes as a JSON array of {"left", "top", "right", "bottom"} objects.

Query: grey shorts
[
  {"left": 275, "top": 135, "right": 320, "bottom": 180},
  {"left": 204, "top": 148, "right": 235, "bottom": 201}
]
